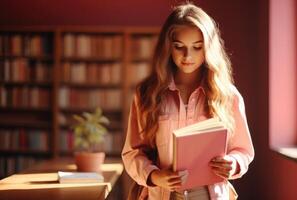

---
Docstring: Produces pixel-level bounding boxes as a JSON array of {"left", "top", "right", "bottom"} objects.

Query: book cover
[
  {"left": 58, "top": 171, "right": 104, "bottom": 184},
  {"left": 173, "top": 118, "right": 227, "bottom": 190}
]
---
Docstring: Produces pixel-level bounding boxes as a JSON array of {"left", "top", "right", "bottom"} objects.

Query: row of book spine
[
  {"left": 0, "top": 157, "right": 42, "bottom": 178},
  {"left": 0, "top": 33, "right": 157, "bottom": 59},
  {"left": 61, "top": 62, "right": 121, "bottom": 84},
  {"left": 0, "top": 129, "right": 48, "bottom": 151},
  {"left": 0, "top": 59, "right": 52, "bottom": 82},
  {"left": 0, "top": 87, "right": 123, "bottom": 109},
  {"left": 59, "top": 130, "right": 123, "bottom": 153},
  {"left": 0, "top": 31, "right": 158, "bottom": 180},
  {"left": 0, "top": 87, "right": 50, "bottom": 108},
  {"left": 130, "top": 36, "right": 158, "bottom": 59},
  {"left": 63, "top": 34, "right": 122, "bottom": 59},
  {"left": 59, "top": 88, "right": 122, "bottom": 110},
  {"left": 128, "top": 62, "right": 151, "bottom": 85},
  {"left": 0, "top": 34, "right": 53, "bottom": 56},
  {"left": 58, "top": 112, "right": 122, "bottom": 127}
]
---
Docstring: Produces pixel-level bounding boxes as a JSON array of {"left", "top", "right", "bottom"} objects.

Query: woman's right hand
[{"left": 150, "top": 169, "right": 188, "bottom": 191}]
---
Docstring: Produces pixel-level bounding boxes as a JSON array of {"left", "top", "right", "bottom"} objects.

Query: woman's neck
[
  {"left": 174, "top": 68, "right": 203, "bottom": 88},
  {"left": 174, "top": 68, "right": 203, "bottom": 105}
]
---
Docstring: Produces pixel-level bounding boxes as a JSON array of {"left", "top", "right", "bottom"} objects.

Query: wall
[
  {"left": 0, "top": 0, "right": 174, "bottom": 26},
  {"left": 269, "top": 0, "right": 297, "bottom": 147},
  {"left": 252, "top": 0, "right": 297, "bottom": 199},
  {"left": 1, "top": 0, "right": 297, "bottom": 199}
]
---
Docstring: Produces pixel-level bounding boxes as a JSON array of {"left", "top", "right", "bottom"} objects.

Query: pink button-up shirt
[{"left": 122, "top": 80, "right": 254, "bottom": 200}]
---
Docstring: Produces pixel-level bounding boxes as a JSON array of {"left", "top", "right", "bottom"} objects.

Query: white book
[
  {"left": 58, "top": 171, "right": 104, "bottom": 183},
  {"left": 64, "top": 34, "right": 75, "bottom": 57},
  {"left": 77, "top": 35, "right": 91, "bottom": 57},
  {"left": 59, "top": 87, "right": 69, "bottom": 108},
  {"left": 173, "top": 117, "right": 225, "bottom": 137}
]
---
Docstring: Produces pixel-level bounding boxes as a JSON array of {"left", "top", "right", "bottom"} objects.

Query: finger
[
  {"left": 165, "top": 172, "right": 181, "bottom": 180},
  {"left": 167, "top": 186, "right": 176, "bottom": 192},
  {"left": 212, "top": 156, "right": 233, "bottom": 162},
  {"left": 212, "top": 167, "right": 231, "bottom": 179},
  {"left": 210, "top": 165, "right": 222, "bottom": 173},
  {"left": 212, "top": 168, "right": 229, "bottom": 178},
  {"left": 169, "top": 182, "right": 182, "bottom": 188},
  {"left": 169, "top": 182, "right": 182, "bottom": 191},
  {"left": 168, "top": 177, "right": 182, "bottom": 186},
  {"left": 210, "top": 161, "right": 232, "bottom": 168},
  {"left": 211, "top": 165, "right": 232, "bottom": 175},
  {"left": 211, "top": 158, "right": 232, "bottom": 164},
  {"left": 209, "top": 162, "right": 232, "bottom": 171},
  {"left": 169, "top": 171, "right": 183, "bottom": 178},
  {"left": 168, "top": 170, "right": 188, "bottom": 181},
  {"left": 216, "top": 172, "right": 228, "bottom": 179}
]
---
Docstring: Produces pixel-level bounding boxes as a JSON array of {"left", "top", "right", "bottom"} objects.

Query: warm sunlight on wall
[{"left": 269, "top": 0, "right": 297, "bottom": 148}]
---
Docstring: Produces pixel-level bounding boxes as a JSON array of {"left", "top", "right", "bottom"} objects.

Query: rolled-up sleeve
[
  {"left": 121, "top": 95, "right": 159, "bottom": 186},
  {"left": 228, "top": 87, "right": 255, "bottom": 180}
]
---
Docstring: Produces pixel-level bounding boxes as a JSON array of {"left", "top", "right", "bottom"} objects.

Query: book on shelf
[
  {"left": 173, "top": 117, "right": 228, "bottom": 190},
  {"left": 58, "top": 88, "right": 121, "bottom": 110},
  {"left": 131, "top": 36, "right": 157, "bottom": 59},
  {"left": 129, "top": 62, "right": 151, "bottom": 85},
  {"left": 0, "top": 129, "right": 49, "bottom": 151},
  {"left": 0, "top": 27, "right": 158, "bottom": 179},
  {"left": 58, "top": 171, "right": 104, "bottom": 183},
  {"left": 0, "top": 59, "right": 52, "bottom": 82},
  {"left": 62, "top": 34, "right": 122, "bottom": 59},
  {"left": 60, "top": 62, "right": 121, "bottom": 85},
  {"left": 0, "top": 156, "right": 41, "bottom": 178},
  {"left": 76, "top": 34, "right": 92, "bottom": 58}
]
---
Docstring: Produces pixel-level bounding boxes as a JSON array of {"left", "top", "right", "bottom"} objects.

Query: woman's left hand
[{"left": 209, "top": 155, "right": 238, "bottom": 179}]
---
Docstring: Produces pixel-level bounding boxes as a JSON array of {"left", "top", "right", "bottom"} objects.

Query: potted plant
[{"left": 72, "top": 107, "right": 109, "bottom": 172}]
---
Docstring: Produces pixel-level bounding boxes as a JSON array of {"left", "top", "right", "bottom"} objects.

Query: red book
[
  {"left": 19, "top": 128, "right": 27, "bottom": 150},
  {"left": 173, "top": 118, "right": 227, "bottom": 190}
]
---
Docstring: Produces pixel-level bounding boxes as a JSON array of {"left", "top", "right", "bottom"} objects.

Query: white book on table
[{"left": 58, "top": 171, "right": 104, "bottom": 183}]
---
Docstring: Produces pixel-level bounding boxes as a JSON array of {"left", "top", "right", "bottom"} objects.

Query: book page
[{"left": 173, "top": 117, "right": 225, "bottom": 136}]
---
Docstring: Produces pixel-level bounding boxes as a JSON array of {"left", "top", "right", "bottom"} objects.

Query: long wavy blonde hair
[{"left": 136, "top": 3, "right": 235, "bottom": 148}]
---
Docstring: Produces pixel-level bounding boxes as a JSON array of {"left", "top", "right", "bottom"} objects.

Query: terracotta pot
[{"left": 74, "top": 152, "right": 105, "bottom": 172}]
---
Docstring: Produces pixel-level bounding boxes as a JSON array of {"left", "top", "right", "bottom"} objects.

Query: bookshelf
[{"left": 0, "top": 26, "right": 159, "bottom": 178}]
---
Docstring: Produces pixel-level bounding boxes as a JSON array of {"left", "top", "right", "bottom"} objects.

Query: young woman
[{"left": 122, "top": 3, "right": 254, "bottom": 200}]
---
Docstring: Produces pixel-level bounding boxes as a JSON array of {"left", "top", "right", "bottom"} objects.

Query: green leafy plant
[{"left": 72, "top": 107, "right": 109, "bottom": 152}]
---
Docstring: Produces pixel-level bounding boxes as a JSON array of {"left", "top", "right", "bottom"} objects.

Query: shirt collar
[{"left": 167, "top": 75, "right": 206, "bottom": 95}]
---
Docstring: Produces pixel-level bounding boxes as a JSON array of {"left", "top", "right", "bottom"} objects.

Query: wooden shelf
[
  {"left": 0, "top": 106, "right": 51, "bottom": 112},
  {"left": 0, "top": 26, "right": 56, "bottom": 32},
  {"left": 0, "top": 120, "right": 51, "bottom": 129},
  {"left": 131, "top": 57, "right": 153, "bottom": 63},
  {"left": 0, "top": 55, "right": 53, "bottom": 61},
  {"left": 60, "top": 107, "right": 122, "bottom": 115},
  {"left": 0, "top": 81, "right": 52, "bottom": 87},
  {"left": 61, "top": 56, "right": 122, "bottom": 63},
  {"left": 0, "top": 149, "right": 51, "bottom": 157},
  {"left": 59, "top": 82, "right": 121, "bottom": 89},
  {"left": 59, "top": 122, "right": 123, "bottom": 132},
  {"left": 0, "top": 25, "right": 159, "bottom": 178},
  {"left": 59, "top": 151, "right": 121, "bottom": 158}
]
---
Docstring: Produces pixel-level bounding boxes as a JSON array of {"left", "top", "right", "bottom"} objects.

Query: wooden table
[{"left": 0, "top": 158, "right": 123, "bottom": 200}]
